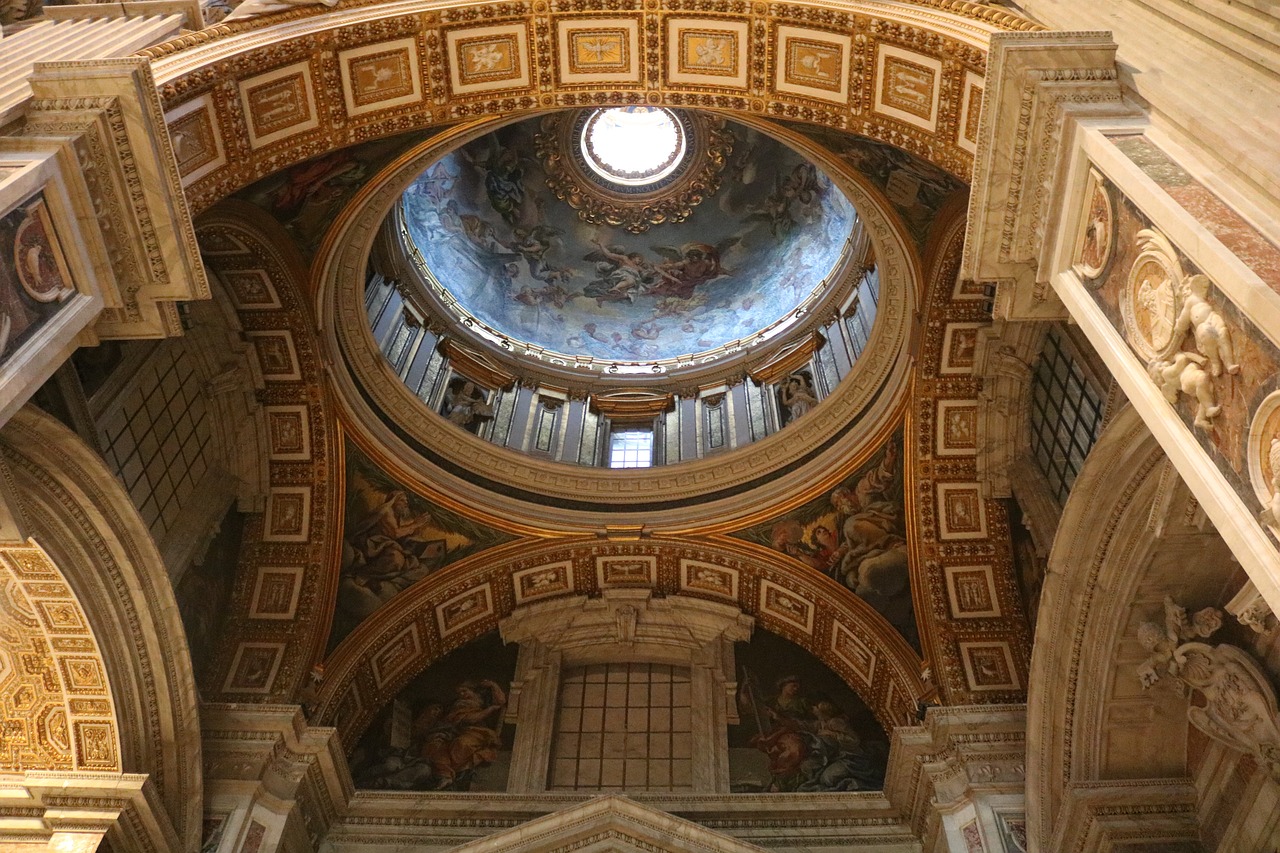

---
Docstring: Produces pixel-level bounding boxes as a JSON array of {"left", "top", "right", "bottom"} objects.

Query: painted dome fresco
[{"left": 400, "top": 109, "right": 858, "bottom": 366}]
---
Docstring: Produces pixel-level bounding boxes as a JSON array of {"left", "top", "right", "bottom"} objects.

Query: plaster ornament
[
  {"left": 1147, "top": 351, "right": 1220, "bottom": 429},
  {"left": 1170, "top": 274, "right": 1239, "bottom": 378},
  {"left": 1259, "top": 437, "right": 1280, "bottom": 530},
  {"left": 1123, "top": 229, "right": 1183, "bottom": 360},
  {"left": 221, "top": 0, "right": 339, "bottom": 23},
  {"left": 1137, "top": 597, "right": 1280, "bottom": 781},
  {"left": 1136, "top": 596, "right": 1222, "bottom": 689},
  {"left": 1227, "top": 580, "right": 1276, "bottom": 635},
  {"left": 1073, "top": 168, "right": 1113, "bottom": 281}
]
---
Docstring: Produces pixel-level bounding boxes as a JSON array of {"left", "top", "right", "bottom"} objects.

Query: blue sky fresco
[{"left": 402, "top": 115, "right": 857, "bottom": 362}]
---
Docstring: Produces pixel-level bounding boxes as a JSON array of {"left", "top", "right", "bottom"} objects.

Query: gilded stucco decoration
[
  {"left": 314, "top": 536, "right": 925, "bottom": 745},
  {"left": 195, "top": 204, "right": 341, "bottom": 703},
  {"left": 0, "top": 543, "right": 120, "bottom": 774},
  {"left": 908, "top": 215, "right": 1031, "bottom": 704},
  {"left": 144, "top": 0, "right": 1040, "bottom": 216}
]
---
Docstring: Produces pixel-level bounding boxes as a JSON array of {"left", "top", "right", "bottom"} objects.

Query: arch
[
  {"left": 0, "top": 542, "right": 121, "bottom": 776},
  {"left": 904, "top": 204, "right": 1033, "bottom": 704},
  {"left": 1024, "top": 403, "right": 1240, "bottom": 846},
  {"left": 192, "top": 201, "right": 344, "bottom": 702},
  {"left": 146, "top": 0, "right": 1039, "bottom": 214},
  {"left": 312, "top": 535, "right": 925, "bottom": 747},
  {"left": 0, "top": 406, "right": 203, "bottom": 851},
  {"left": 316, "top": 112, "right": 918, "bottom": 523}
]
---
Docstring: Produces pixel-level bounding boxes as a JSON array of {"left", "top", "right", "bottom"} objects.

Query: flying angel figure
[
  {"left": 695, "top": 37, "right": 731, "bottom": 67},
  {"left": 578, "top": 38, "right": 618, "bottom": 63},
  {"left": 649, "top": 238, "right": 738, "bottom": 300}
]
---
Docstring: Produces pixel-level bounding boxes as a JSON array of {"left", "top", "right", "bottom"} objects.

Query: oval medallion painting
[{"left": 401, "top": 111, "right": 858, "bottom": 365}]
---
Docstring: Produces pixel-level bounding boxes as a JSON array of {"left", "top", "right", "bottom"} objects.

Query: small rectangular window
[{"left": 609, "top": 430, "right": 653, "bottom": 469}]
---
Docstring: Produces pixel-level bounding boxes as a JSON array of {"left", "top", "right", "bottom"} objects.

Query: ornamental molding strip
[
  {"left": 141, "top": 0, "right": 1041, "bottom": 214},
  {"left": 961, "top": 30, "right": 1135, "bottom": 321}
]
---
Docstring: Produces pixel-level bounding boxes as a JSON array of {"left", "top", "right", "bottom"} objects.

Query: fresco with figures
[
  {"left": 334, "top": 443, "right": 512, "bottom": 647},
  {"left": 348, "top": 631, "right": 518, "bottom": 792},
  {"left": 0, "top": 194, "right": 76, "bottom": 363},
  {"left": 790, "top": 124, "right": 966, "bottom": 252},
  {"left": 238, "top": 130, "right": 429, "bottom": 255},
  {"left": 732, "top": 432, "right": 917, "bottom": 650},
  {"left": 402, "top": 115, "right": 857, "bottom": 363},
  {"left": 731, "top": 630, "right": 888, "bottom": 792}
]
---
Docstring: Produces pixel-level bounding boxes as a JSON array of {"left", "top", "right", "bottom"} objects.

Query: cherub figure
[
  {"left": 1136, "top": 596, "right": 1222, "bottom": 689},
  {"left": 1148, "top": 351, "right": 1220, "bottom": 428},
  {"left": 1171, "top": 274, "right": 1239, "bottom": 378}
]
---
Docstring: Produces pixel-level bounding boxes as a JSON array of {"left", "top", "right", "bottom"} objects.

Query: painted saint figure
[
  {"left": 737, "top": 672, "right": 885, "bottom": 792},
  {"left": 441, "top": 378, "right": 493, "bottom": 432},
  {"left": 352, "top": 678, "right": 509, "bottom": 791},
  {"left": 779, "top": 372, "right": 819, "bottom": 423}
]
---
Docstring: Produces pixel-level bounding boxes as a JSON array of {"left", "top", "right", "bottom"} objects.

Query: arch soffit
[
  {"left": 319, "top": 112, "right": 916, "bottom": 522},
  {"left": 0, "top": 541, "right": 122, "bottom": 776},
  {"left": 1024, "top": 404, "right": 1170, "bottom": 842},
  {"left": 146, "top": 0, "right": 1038, "bottom": 217},
  {"left": 0, "top": 407, "right": 202, "bottom": 852},
  {"left": 191, "top": 201, "right": 346, "bottom": 698},
  {"left": 314, "top": 535, "right": 926, "bottom": 748}
]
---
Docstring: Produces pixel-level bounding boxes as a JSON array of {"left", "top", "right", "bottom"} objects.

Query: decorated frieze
[
  {"left": 195, "top": 204, "right": 342, "bottom": 703},
  {"left": 907, "top": 215, "right": 1032, "bottom": 704},
  {"left": 143, "top": 0, "right": 1043, "bottom": 214},
  {"left": 1071, "top": 169, "right": 1280, "bottom": 548},
  {"left": 313, "top": 536, "right": 926, "bottom": 747}
]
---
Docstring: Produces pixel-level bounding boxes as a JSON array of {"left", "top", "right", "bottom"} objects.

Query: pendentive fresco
[{"left": 334, "top": 443, "right": 512, "bottom": 647}]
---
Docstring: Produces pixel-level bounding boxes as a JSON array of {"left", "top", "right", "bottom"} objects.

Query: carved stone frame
[{"left": 498, "top": 589, "right": 753, "bottom": 794}]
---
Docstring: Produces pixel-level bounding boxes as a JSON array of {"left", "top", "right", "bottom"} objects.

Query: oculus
[
  {"left": 536, "top": 108, "right": 732, "bottom": 233},
  {"left": 579, "top": 107, "right": 687, "bottom": 188}
]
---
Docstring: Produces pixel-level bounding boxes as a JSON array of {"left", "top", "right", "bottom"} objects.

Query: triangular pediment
[{"left": 450, "top": 795, "right": 767, "bottom": 853}]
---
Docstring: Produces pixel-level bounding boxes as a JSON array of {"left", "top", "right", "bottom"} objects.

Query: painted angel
[{"left": 648, "top": 239, "right": 738, "bottom": 299}]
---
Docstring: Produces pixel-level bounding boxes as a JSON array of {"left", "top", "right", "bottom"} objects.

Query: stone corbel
[
  {"left": 962, "top": 31, "right": 1137, "bottom": 322},
  {"left": 201, "top": 704, "right": 349, "bottom": 853},
  {"left": 885, "top": 705, "right": 1027, "bottom": 851},
  {"left": 1227, "top": 579, "right": 1275, "bottom": 634},
  {"left": 0, "top": 773, "right": 166, "bottom": 853},
  {"left": 23, "top": 58, "right": 208, "bottom": 341}
]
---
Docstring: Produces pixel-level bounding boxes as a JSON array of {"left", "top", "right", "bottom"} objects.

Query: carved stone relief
[{"left": 1138, "top": 597, "right": 1280, "bottom": 781}]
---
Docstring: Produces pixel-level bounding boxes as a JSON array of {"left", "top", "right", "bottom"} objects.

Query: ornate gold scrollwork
[{"left": 535, "top": 109, "right": 733, "bottom": 233}]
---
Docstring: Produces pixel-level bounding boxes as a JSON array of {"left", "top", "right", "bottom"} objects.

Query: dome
[{"left": 399, "top": 110, "right": 859, "bottom": 372}]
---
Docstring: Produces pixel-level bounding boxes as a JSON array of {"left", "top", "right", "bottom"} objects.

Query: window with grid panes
[
  {"left": 608, "top": 429, "right": 653, "bottom": 468},
  {"left": 96, "top": 345, "right": 213, "bottom": 537},
  {"left": 548, "top": 663, "right": 693, "bottom": 791},
  {"left": 1029, "top": 327, "right": 1105, "bottom": 504}
]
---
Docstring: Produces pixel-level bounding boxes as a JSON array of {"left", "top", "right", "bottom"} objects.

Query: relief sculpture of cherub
[
  {"left": 1170, "top": 274, "right": 1239, "bottom": 378},
  {"left": 1147, "top": 351, "right": 1221, "bottom": 429}
]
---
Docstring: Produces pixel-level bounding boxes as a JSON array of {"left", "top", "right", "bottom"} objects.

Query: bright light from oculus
[{"left": 581, "top": 107, "right": 686, "bottom": 187}]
